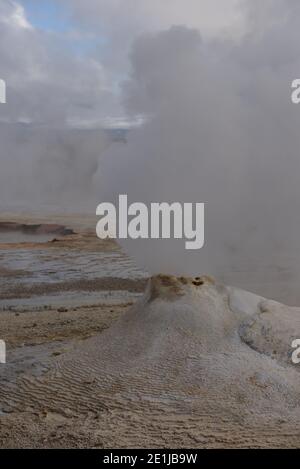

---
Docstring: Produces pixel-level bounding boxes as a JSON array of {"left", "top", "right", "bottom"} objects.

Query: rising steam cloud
[
  {"left": 0, "top": 0, "right": 117, "bottom": 210},
  {"left": 2, "top": 1, "right": 300, "bottom": 301},
  {"left": 98, "top": 1, "right": 300, "bottom": 302}
]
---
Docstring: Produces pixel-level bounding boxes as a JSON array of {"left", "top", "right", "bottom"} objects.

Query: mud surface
[{"left": 0, "top": 213, "right": 149, "bottom": 447}]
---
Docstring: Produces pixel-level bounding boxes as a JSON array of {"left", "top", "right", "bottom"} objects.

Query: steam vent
[{"left": 1, "top": 275, "right": 300, "bottom": 447}]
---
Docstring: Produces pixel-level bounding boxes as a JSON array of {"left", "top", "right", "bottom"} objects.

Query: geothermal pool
[{"left": 0, "top": 236, "right": 148, "bottom": 311}]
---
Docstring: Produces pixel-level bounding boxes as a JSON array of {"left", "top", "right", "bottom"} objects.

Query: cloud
[
  {"left": 0, "top": 1, "right": 120, "bottom": 125},
  {"left": 0, "top": 0, "right": 119, "bottom": 209},
  {"left": 0, "top": 1, "right": 32, "bottom": 29},
  {"left": 0, "top": 0, "right": 245, "bottom": 209},
  {"left": 66, "top": 0, "right": 242, "bottom": 39},
  {"left": 64, "top": 0, "right": 244, "bottom": 78}
]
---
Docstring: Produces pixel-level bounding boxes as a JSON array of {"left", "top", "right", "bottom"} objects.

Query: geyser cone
[{"left": 1, "top": 275, "right": 300, "bottom": 447}]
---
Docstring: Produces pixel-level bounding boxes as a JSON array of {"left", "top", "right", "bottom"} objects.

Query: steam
[
  {"left": 97, "top": 2, "right": 300, "bottom": 301},
  {"left": 0, "top": 0, "right": 118, "bottom": 210},
  {"left": 0, "top": 124, "right": 111, "bottom": 210},
  {"left": 2, "top": 0, "right": 300, "bottom": 300}
]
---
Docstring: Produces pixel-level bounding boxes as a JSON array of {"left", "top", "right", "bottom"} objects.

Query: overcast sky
[
  {"left": 0, "top": 0, "right": 247, "bottom": 209},
  {"left": 0, "top": 0, "right": 244, "bottom": 128}
]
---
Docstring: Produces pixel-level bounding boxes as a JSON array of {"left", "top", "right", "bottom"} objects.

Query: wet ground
[
  {"left": 0, "top": 213, "right": 299, "bottom": 448},
  {"left": 0, "top": 222, "right": 148, "bottom": 311},
  {"left": 0, "top": 215, "right": 149, "bottom": 445}
]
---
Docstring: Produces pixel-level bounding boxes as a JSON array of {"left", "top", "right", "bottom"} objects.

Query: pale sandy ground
[{"left": 0, "top": 213, "right": 299, "bottom": 448}]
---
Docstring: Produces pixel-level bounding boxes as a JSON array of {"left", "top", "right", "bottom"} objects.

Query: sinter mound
[{"left": 1, "top": 275, "right": 300, "bottom": 448}]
